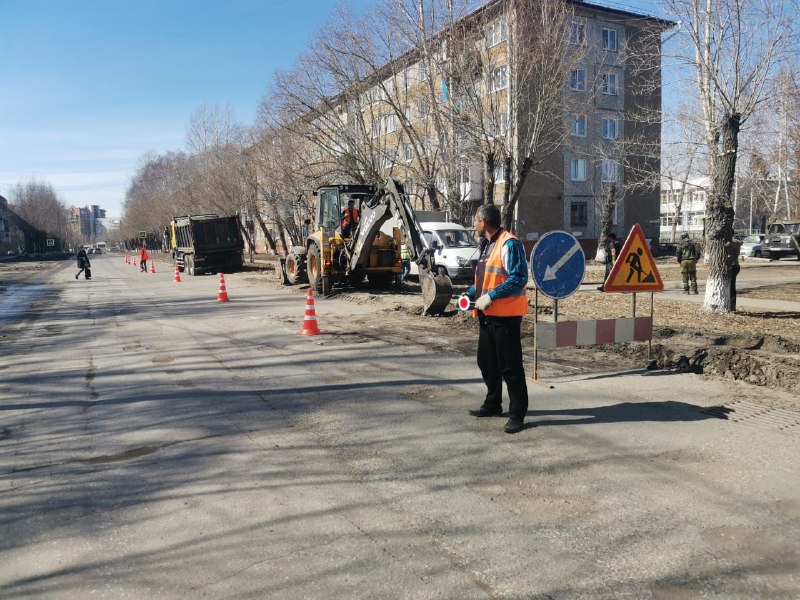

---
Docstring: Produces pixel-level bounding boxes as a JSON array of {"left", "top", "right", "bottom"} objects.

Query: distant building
[{"left": 69, "top": 204, "right": 108, "bottom": 242}]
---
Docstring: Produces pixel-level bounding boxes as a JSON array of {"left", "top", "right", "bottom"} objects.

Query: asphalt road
[{"left": 1, "top": 255, "right": 799, "bottom": 599}]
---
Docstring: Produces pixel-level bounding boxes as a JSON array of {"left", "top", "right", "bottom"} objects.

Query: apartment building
[{"left": 285, "top": 0, "right": 672, "bottom": 249}]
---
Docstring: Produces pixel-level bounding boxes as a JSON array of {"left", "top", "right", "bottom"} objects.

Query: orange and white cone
[
  {"left": 125, "top": 254, "right": 129, "bottom": 265},
  {"left": 149, "top": 260, "right": 156, "bottom": 274},
  {"left": 173, "top": 264, "right": 182, "bottom": 283},
  {"left": 298, "top": 288, "right": 321, "bottom": 336},
  {"left": 217, "top": 273, "right": 230, "bottom": 302},
  {"left": 132, "top": 258, "right": 137, "bottom": 268}
]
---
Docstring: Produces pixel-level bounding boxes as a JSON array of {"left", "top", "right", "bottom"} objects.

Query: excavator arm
[{"left": 344, "top": 178, "right": 453, "bottom": 314}]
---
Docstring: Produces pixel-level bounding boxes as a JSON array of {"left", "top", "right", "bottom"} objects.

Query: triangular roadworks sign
[{"left": 604, "top": 223, "right": 664, "bottom": 292}]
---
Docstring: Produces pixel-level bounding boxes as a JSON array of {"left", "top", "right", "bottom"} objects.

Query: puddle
[{"left": 0, "top": 284, "right": 49, "bottom": 322}]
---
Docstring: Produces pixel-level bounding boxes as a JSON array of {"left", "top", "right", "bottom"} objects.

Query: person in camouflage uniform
[{"left": 676, "top": 232, "right": 700, "bottom": 294}]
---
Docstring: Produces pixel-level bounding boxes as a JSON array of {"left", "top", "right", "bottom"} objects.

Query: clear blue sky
[{"left": 0, "top": 0, "right": 669, "bottom": 218}]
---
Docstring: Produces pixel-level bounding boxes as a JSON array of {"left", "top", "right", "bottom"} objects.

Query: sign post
[{"left": 530, "top": 231, "right": 586, "bottom": 386}]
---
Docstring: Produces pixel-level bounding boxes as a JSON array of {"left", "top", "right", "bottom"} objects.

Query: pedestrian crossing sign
[{"left": 603, "top": 223, "right": 664, "bottom": 292}]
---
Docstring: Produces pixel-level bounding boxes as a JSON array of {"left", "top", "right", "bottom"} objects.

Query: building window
[
  {"left": 488, "top": 111, "right": 509, "bottom": 137},
  {"left": 570, "top": 69, "right": 586, "bottom": 91},
  {"left": 404, "top": 144, "right": 414, "bottom": 162},
  {"left": 486, "top": 18, "right": 508, "bottom": 48},
  {"left": 488, "top": 65, "right": 509, "bottom": 93},
  {"left": 569, "top": 21, "right": 586, "bottom": 45},
  {"left": 494, "top": 162, "right": 505, "bottom": 183},
  {"left": 572, "top": 115, "right": 587, "bottom": 137},
  {"left": 571, "top": 202, "right": 588, "bottom": 227},
  {"left": 417, "top": 99, "right": 430, "bottom": 119},
  {"left": 601, "top": 160, "right": 619, "bottom": 182},
  {"left": 602, "top": 117, "right": 619, "bottom": 139},
  {"left": 384, "top": 114, "right": 396, "bottom": 133},
  {"left": 602, "top": 73, "right": 618, "bottom": 95},
  {"left": 570, "top": 159, "right": 587, "bottom": 181},
  {"left": 371, "top": 120, "right": 381, "bottom": 139},
  {"left": 602, "top": 28, "right": 618, "bottom": 51}
]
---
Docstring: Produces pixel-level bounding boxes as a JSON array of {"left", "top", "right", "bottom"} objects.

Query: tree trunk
[
  {"left": 484, "top": 151, "right": 496, "bottom": 206},
  {"left": 426, "top": 184, "right": 441, "bottom": 211},
  {"left": 255, "top": 213, "right": 278, "bottom": 254},
  {"left": 597, "top": 184, "right": 616, "bottom": 260},
  {"left": 503, "top": 157, "right": 531, "bottom": 231},
  {"left": 703, "top": 113, "right": 740, "bottom": 312}
]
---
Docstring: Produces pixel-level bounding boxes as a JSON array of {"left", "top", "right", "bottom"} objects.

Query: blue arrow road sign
[{"left": 530, "top": 231, "right": 585, "bottom": 300}]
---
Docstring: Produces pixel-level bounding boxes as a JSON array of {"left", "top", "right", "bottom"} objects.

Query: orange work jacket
[
  {"left": 341, "top": 208, "right": 359, "bottom": 229},
  {"left": 474, "top": 230, "right": 528, "bottom": 317},
  {"left": 140, "top": 247, "right": 149, "bottom": 261}
]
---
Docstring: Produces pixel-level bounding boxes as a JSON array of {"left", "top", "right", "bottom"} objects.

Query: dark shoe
[
  {"left": 503, "top": 418, "right": 525, "bottom": 434},
  {"left": 692, "top": 290, "right": 698, "bottom": 295},
  {"left": 75, "top": 273, "right": 79, "bottom": 279},
  {"left": 469, "top": 406, "right": 502, "bottom": 418}
]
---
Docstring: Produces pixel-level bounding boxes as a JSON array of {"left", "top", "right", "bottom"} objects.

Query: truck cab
[
  {"left": 762, "top": 221, "right": 800, "bottom": 260},
  {"left": 409, "top": 222, "right": 479, "bottom": 280}
]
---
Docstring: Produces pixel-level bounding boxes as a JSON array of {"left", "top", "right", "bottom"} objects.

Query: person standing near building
[
  {"left": 139, "top": 246, "right": 149, "bottom": 273},
  {"left": 464, "top": 204, "right": 529, "bottom": 434},
  {"left": 676, "top": 232, "right": 700, "bottom": 294},
  {"left": 598, "top": 233, "right": 622, "bottom": 291},
  {"left": 75, "top": 247, "right": 91, "bottom": 280},
  {"left": 341, "top": 199, "right": 359, "bottom": 238},
  {"left": 726, "top": 237, "right": 742, "bottom": 309}
]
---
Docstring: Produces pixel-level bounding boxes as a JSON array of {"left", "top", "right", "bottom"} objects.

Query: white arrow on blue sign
[{"left": 530, "top": 231, "right": 586, "bottom": 300}]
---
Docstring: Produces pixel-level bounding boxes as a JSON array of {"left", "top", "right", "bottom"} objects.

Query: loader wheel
[
  {"left": 307, "top": 243, "right": 323, "bottom": 292},
  {"left": 285, "top": 253, "right": 301, "bottom": 284}
]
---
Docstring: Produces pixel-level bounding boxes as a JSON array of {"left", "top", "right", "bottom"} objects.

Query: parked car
[
  {"left": 762, "top": 221, "right": 800, "bottom": 260},
  {"left": 739, "top": 234, "right": 765, "bottom": 259}
]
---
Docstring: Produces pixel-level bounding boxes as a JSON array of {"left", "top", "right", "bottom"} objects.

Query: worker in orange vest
[
  {"left": 341, "top": 199, "right": 359, "bottom": 238},
  {"left": 464, "top": 204, "right": 529, "bottom": 434},
  {"left": 139, "top": 246, "right": 149, "bottom": 272}
]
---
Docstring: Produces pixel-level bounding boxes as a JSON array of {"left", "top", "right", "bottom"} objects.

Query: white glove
[{"left": 475, "top": 294, "right": 493, "bottom": 311}]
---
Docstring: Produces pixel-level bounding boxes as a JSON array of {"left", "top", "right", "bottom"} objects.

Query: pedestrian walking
[
  {"left": 598, "top": 233, "right": 622, "bottom": 291},
  {"left": 676, "top": 232, "right": 700, "bottom": 294},
  {"left": 75, "top": 247, "right": 91, "bottom": 280},
  {"left": 464, "top": 204, "right": 529, "bottom": 434},
  {"left": 139, "top": 246, "right": 149, "bottom": 273}
]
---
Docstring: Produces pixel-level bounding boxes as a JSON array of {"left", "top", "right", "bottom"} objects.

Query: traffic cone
[
  {"left": 298, "top": 288, "right": 321, "bottom": 336},
  {"left": 133, "top": 258, "right": 137, "bottom": 268},
  {"left": 125, "top": 254, "right": 129, "bottom": 265},
  {"left": 149, "top": 261, "right": 156, "bottom": 274},
  {"left": 217, "top": 273, "right": 230, "bottom": 302},
  {"left": 173, "top": 264, "right": 182, "bottom": 283}
]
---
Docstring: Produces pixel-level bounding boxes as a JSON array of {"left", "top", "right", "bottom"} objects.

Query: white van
[{"left": 412, "top": 221, "right": 479, "bottom": 280}]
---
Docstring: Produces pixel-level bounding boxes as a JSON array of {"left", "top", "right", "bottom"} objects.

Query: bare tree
[
  {"left": 8, "top": 180, "right": 68, "bottom": 253},
  {"left": 662, "top": 0, "right": 797, "bottom": 311}
]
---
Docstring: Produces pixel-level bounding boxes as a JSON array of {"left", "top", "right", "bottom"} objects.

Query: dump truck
[
  {"left": 279, "top": 179, "right": 453, "bottom": 314},
  {"left": 165, "top": 214, "right": 245, "bottom": 276}
]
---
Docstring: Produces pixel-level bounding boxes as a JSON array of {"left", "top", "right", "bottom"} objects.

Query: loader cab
[{"left": 313, "top": 184, "right": 377, "bottom": 237}]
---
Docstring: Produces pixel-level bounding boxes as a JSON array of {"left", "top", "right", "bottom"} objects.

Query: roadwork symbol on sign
[
  {"left": 604, "top": 223, "right": 664, "bottom": 292},
  {"left": 531, "top": 230, "right": 586, "bottom": 300}
]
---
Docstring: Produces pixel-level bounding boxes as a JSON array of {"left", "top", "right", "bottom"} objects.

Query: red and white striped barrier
[{"left": 535, "top": 317, "right": 653, "bottom": 349}]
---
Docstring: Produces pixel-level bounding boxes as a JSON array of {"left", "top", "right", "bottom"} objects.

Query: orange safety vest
[
  {"left": 474, "top": 230, "right": 528, "bottom": 317},
  {"left": 140, "top": 247, "right": 149, "bottom": 261},
  {"left": 341, "top": 207, "right": 359, "bottom": 228}
]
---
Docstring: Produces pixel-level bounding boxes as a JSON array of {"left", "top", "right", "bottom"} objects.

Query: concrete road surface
[{"left": 1, "top": 255, "right": 799, "bottom": 599}]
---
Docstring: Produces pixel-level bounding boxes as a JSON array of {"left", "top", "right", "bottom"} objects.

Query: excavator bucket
[{"left": 420, "top": 271, "right": 453, "bottom": 315}]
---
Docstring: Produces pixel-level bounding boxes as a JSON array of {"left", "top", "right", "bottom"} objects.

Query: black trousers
[{"left": 477, "top": 315, "right": 528, "bottom": 420}]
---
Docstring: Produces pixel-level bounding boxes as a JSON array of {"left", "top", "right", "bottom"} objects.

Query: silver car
[{"left": 739, "top": 234, "right": 765, "bottom": 258}]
